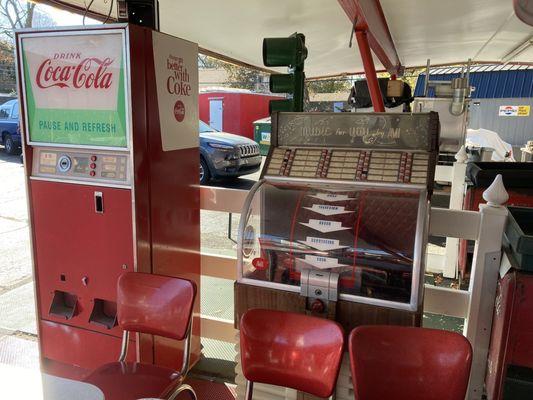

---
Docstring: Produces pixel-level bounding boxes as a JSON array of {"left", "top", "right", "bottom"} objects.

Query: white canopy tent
[{"left": 40, "top": 0, "right": 533, "bottom": 78}]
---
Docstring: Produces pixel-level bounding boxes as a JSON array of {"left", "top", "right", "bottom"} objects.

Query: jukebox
[
  {"left": 235, "top": 111, "right": 439, "bottom": 398},
  {"left": 16, "top": 24, "right": 200, "bottom": 376}
]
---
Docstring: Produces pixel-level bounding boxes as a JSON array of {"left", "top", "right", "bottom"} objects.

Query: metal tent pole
[{"left": 355, "top": 30, "right": 385, "bottom": 112}]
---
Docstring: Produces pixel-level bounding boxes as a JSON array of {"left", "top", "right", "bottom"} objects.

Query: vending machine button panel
[{"left": 32, "top": 148, "right": 130, "bottom": 187}]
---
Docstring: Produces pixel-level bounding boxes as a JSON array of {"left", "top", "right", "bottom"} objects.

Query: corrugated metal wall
[
  {"left": 469, "top": 98, "right": 533, "bottom": 146},
  {"left": 414, "top": 69, "right": 533, "bottom": 98},
  {"left": 414, "top": 68, "right": 533, "bottom": 146}
]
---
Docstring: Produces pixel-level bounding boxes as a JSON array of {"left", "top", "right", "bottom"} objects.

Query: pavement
[{"left": 0, "top": 150, "right": 38, "bottom": 370}]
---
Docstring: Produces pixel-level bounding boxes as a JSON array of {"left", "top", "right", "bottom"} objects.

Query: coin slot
[
  {"left": 57, "top": 155, "right": 72, "bottom": 173},
  {"left": 94, "top": 192, "right": 104, "bottom": 214}
]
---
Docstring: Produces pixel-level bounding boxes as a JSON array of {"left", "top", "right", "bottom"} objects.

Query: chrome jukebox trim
[
  {"left": 415, "top": 192, "right": 431, "bottom": 309},
  {"left": 17, "top": 27, "right": 132, "bottom": 152},
  {"left": 237, "top": 179, "right": 266, "bottom": 282},
  {"left": 265, "top": 174, "right": 427, "bottom": 191}
]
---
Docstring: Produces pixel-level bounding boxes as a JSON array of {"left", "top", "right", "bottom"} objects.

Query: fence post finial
[
  {"left": 455, "top": 145, "right": 468, "bottom": 163},
  {"left": 482, "top": 174, "right": 509, "bottom": 207}
]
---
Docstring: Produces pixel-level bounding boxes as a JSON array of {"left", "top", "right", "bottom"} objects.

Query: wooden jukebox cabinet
[
  {"left": 236, "top": 112, "right": 440, "bottom": 398},
  {"left": 16, "top": 24, "right": 201, "bottom": 375}
]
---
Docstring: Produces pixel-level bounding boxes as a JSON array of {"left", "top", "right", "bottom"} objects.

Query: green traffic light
[
  {"left": 263, "top": 32, "right": 307, "bottom": 113},
  {"left": 269, "top": 99, "right": 294, "bottom": 114},
  {"left": 263, "top": 33, "right": 307, "bottom": 68},
  {"left": 270, "top": 74, "right": 295, "bottom": 93}
]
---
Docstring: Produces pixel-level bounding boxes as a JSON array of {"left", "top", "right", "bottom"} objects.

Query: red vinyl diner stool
[
  {"left": 240, "top": 309, "right": 345, "bottom": 399},
  {"left": 349, "top": 326, "right": 473, "bottom": 400},
  {"left": 84, "top": 272, "right": 197, "bottom": 400}
]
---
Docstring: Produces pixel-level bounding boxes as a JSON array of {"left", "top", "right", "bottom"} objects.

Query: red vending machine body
[
  {"left": 459, "top": 188, "right": 533, "bottom": 276},
  {"left": 486, "top": 271, "right": 533, "bottom": 399},
  {"left": 16, "top": 24, "right": 200, "bottom": 376}
]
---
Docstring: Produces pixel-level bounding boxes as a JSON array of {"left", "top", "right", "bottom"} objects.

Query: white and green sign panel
[{"left": 20, "top": 31, "right": 128, "bottom": 148}]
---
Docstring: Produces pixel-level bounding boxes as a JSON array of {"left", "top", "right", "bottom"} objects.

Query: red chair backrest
[
  {"left": 117, "top": 272, "right": 196, "bottom": 341},
  {"left": 240, "top": 309, "right": 344, "bottom": 398},
  {"left": 349, "top": 326, "right": 472, "bottom": 400}
]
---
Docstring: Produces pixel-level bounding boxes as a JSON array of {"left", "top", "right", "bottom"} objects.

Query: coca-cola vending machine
[{"left": 15, "top": 24, "right": 200, "bottom": 377}]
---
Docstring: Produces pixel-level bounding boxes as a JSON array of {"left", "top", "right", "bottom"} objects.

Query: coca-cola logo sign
[
  {"left": 165, "top": 54, "right": 191, "bottom": 123},
  {"left": 152, "top": 31, "right": 198, "bottom": 151},
  {"left": 35, "top": 52, "right": 115, "bottom": 90},
  {"left": 173, "top": 100, "right": 185, "bottom": 122}
]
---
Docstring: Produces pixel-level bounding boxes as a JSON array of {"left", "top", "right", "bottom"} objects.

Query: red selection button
[
  {"left": 90, "top": 163, "right": 96, "bottom": 169},
  {"left": 90, "top": 155, "right": 97, "bottom": 162},
  {"left": 252, "top": 257, "right": 268, "bottom": 271},
  {"left": 89, "top": 171, "right": 96, "bottom": 177}
]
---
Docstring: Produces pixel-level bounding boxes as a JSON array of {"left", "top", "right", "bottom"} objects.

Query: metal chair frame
[
  {"left": 244, "top": 380, "right": 253, "bottom": 400},
  {"left": 117, "top": 315, "right": 197, "bottom": 400}
]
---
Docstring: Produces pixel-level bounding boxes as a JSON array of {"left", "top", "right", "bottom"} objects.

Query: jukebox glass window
[{"left": 239, "top": 181, "right": 424, "bottom": 305}]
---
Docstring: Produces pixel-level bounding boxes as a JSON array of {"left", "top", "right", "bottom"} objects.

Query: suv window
[
  {"left": 199, "top": 120, "right": 216, "bottom": 133},
  {"left": 11, "top": 104, "right": 18, "bottom": 119},
  {"left": 0, "top": 105, "right": 10, "bottom": 119}
]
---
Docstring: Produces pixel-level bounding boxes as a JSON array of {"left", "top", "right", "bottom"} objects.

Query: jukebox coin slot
[{"left": 300, "top": 269, "right": 340, "bottom": 315}]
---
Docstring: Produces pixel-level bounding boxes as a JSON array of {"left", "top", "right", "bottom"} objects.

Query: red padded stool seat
[
  {"left": 240, "top": 309, "right": 344, "bottom": 399},
  {"left": 349, "top": 325, "right": 472, "bottom": 400}
]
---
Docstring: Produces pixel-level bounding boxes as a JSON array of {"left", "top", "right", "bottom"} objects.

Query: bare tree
[
  {"left": 0, "top": 0, "right": 35, "bottom": 40},
  {"left": 0, "top": 0, "right": 55, "bottom": 41},
  {"left": 0, "top": 1, "right": 55, "bottom": 93}
]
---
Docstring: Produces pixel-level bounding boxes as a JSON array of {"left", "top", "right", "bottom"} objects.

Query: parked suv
[
  {"left": 199, "top": 120, "right": 261, "bottom": 184},
  {"left": 0, "top": 99, "right": 21, "bottom": 155}
]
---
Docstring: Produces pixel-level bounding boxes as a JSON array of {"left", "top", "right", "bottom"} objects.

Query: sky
[{"left": 38, "top": 2, "right": 100, "bottom": 26}]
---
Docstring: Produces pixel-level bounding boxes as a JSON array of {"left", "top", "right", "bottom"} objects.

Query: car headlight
[{"left": 208, "top": 142, "right": 234, "bottom": 150}]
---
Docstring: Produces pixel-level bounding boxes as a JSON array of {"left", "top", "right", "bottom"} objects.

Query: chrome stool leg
[
  {"left": 245, "top": 380, "right": 253, "bottom": 400},
  {"left": 168, "top": 384, "right": 197, "bottom": 400}
]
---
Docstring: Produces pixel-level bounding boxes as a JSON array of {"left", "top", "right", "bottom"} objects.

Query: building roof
[
  {"left": 199, "top": 68, "right": 229, "bottom": 89},
  {"left": 414, "top": 65, "right": 533, "bottom": 98},
  {"left": 418, "top": 64, "right": 533, "bottom": 75},
  {"left": 309, "top": 92, "right": 349, "bottom": 102}
]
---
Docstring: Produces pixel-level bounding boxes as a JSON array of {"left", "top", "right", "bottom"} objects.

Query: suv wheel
[
  {"left": 200, "top": 157, "right": 210, "bottom": 185},
  {"left": 4, "top": 135, "right": 18, "bottom": 155}
]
